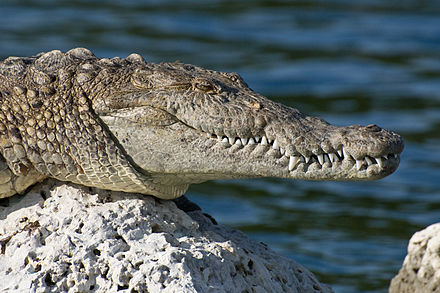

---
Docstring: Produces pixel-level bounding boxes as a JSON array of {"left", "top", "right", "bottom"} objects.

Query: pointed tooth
[
  {"left": 235, "top": 139, "right": 242, "bottom": 145},
  {"left": 289, "top": 156, "right": 300, "bottom": 171},
  {"left": 328, "top": 153, "right": 334, "bottom": 162},
  {"left": 228, "top": 137, "right": 234, "bottom": 145},
  {"left": 317, "top": 154, "right": 324, "bottom": 165},
  {"left": 382, "top": 155, "right": 388, "bottom": 160},
  {"left": 365, "top": 157, "right": 373, "bottom": 166},
  {"left": 241, "top": 138, "right": 248, "bottom": 145},
  {"left": 248, "top": 138, "right": 256, "bottom": 145},
  {"left": 255, "top": 136, "right": 260, "bottom": 143},
  {"left": 261, "top": 136, "right": 268, "bottom": 145},
  {"left": 222, "top": 137, "right": 229, "bottom": 144},
  {"left": 343, "top": 148, "right": 350, "bottom": 160},
  {"left": 376, "top": 157, "right": 383, "bottom": 168},
  {"left": 280, "top": 147, "right": 285, "bottom": 155},
  {"left": 324, "top": 154, "right": 330, "bottom": 163},
  {"left": 267, "top": 138, "right": 273, "bottom": 144},
  {"left": 393, "top": 154, "right": 398, "bottom": 159},
  {"left": 305, "top": 156, "right": 311, "bottom": 163},
  {"left": 356, "top": 160, "right": 363, "bottom": 170},
  {"left": 272, "top": 139, "right": 279, "bottom": 150},
  {"left": 337, "top": 149, "right": 343, "bottom": 158}
]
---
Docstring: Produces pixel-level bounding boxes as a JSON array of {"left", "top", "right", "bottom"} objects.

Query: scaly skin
[{"left": 0, "top": 48, "right": 404, "bottom": 199}]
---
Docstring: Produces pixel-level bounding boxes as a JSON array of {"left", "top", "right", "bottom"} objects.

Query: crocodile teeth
[
  {"left": 289, "top": 156, "right": 300, "bottom": 171},
  {"left": 212, "top": 132, "right": 397, "bottom": 173},
  {"left": 329, "top": 153, "right": 338, "bottom": 162},
  {"left": 356, "top": 160, "right": 363, "bottom": 170},
  {"left": 337, "top": 149, "right": 343, "bottom": 158},
  {"left": 343, "top": 148, "right": 350, "bottom": 160},
  {"left": 365, "top": 157, "right": 373, "bottom": 166},
  {"left": 317, "top": 154, "right": 324, "bottom": 165},
  {"left": 376, "top": 157, "right": 384, "bottom": 168}
]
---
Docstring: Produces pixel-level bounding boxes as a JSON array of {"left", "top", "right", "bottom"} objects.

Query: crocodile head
[{"left": 94, "top": 56, "right": 404, "bottom": 199}]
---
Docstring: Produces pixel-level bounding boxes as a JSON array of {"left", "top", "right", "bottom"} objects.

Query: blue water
[{"left": 1, "top": 1, "right": 440, "bottom": 292}]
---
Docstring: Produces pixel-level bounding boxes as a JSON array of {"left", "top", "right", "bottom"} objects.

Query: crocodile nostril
[
  {"left": 366, "top": 124, "right": 381, "bottom": 132},
  {"left": 247, "top": 101, "right": 261, "bottom": 110}
]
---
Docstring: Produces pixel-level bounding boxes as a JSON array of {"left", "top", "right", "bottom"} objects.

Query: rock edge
[
  {"left": 390, "top": 223, "right": 440, "bottom": 293},
  {"left": 0, "top": 180, "right": 333, "bottom": 293}
]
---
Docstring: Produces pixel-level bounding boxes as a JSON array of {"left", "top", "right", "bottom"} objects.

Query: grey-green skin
[{"left": 0, "top": 48, "right": 404, "bottom": 199}]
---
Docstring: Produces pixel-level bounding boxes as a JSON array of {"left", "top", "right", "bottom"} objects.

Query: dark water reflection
[{"left": 2, "top": 1, "right": 440, "bottom": 292}]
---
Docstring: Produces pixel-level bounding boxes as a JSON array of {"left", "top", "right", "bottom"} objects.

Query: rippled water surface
[{"left": 1, "top": 1, "right": 440, "bottom": 292}]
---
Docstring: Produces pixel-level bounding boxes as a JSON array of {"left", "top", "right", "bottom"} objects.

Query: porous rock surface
[
  {"left": 0, "top": 180, "right": 332, "bottom": 293},
  {"left": 390, "top": 223, "right": 440, "bottom": 293}
]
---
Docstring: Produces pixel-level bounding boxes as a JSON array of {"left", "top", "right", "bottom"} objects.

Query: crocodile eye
[
  {"left": 131, "top": 68, "right": 154, "bottom": 89},
  {"left": 229, "top": 73, "right": 241, "bottom": 83},
  {"left": 222, "top": 72, "right": 248, "bottom": 88},
  {"left": 192, "top": 78, "right": 218, "bottom": 93}
]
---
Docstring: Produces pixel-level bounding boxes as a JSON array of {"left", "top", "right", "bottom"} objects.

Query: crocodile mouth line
[{"left": 203, "top": 132, "right": 400, "bottom": 173}]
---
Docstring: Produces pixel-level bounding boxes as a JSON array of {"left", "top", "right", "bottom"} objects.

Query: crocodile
[{"left": 0, "top": 48, "right": 404, "bottom": 200}]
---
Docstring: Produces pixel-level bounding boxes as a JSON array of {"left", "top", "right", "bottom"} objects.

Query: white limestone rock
[
  {"left": 0, "top": 180, "right": 333, "bottom": 293},
  {"left": 390, "top": 223, "right": 440, "bottom": 293}
]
